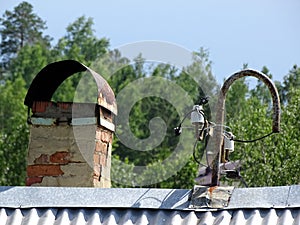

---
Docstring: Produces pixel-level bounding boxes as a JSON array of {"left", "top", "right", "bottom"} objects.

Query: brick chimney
[{"left": 24, "top": 60, "right": 117, "bottom": 187}]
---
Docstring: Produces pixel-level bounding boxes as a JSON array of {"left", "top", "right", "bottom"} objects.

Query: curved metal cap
[
  {"left": 220, "top": 69, "right": 280, "bottom": 133},
  {"left": 24, "top": 60, "right": 117, "bottom": 114}
]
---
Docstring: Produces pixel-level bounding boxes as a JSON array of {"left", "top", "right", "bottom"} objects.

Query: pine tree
[{"left": 0, "top": 2, "right": 51, "bottom": 68}]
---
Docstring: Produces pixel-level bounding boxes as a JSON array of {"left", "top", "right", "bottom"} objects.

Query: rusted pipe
[{"left": 210, "top": 69, "right": 281, "bottom": 186}]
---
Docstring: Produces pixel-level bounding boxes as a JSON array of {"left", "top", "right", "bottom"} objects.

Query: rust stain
[
  {"left": 208, "top": 186, "right": 217, "bottom": 197},
  {"left": 208, "top": 186, "right": 217, "bottom": 193}
]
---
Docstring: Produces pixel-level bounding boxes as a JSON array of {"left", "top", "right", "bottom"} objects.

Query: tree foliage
[
  {"left": 0, "top": 77, "right": 28, "bottom": 185},
  {"left": 280, "top": 65, "right": 300, "bottom": 104},
  {"left": 53, "top": 16, "right": 109, "bottom": 64},
  {"left": 8, "top": 43, "right": 51, "bottom": 88},
  {"left": 225, "top": 70, "right": 300, "bottom": 187},
  {"left": 0, "top": 1, "right": 50, "bottom": 68}
]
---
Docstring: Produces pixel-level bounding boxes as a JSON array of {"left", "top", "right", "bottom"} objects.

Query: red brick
[
  {"left": 95, "top": 141, "right": 107, "bottom": 154},
  {"left": 94, "top": 153, "right": 100, "bottom": 165},
  {"left": 27, "top": 165, "right": 64, "bottom": 177},
  {"left": 99, "top": 154, "right": 107, "bottom": 166},
  {"left": 32, "top": 101, "right": 52, "bottom": 113},
  {"left": 26, "top": 177, "right": 43, "bottom": 186},
  {"left": 94, "top": 152, "right": 107, "bottom": 167},
  {"left": 57, "top": 102, "right": 72, "bottom": 110},
  {"left": 93, "top": 174, "right": 99, "bottom": 181},
  {"left": 95, "top": 130, "right": 102, "bottom": 140},
  {"left": 93, "top": 165, "right": 100, "bottom": 177},
  {"left": 34, "top": 154, "right": 49, "bottom": 164},
  {"left": 101, "top": 131, "right": 112, "bottom": 143},
  {"left": 50, "top": 151, "right": 71, "bottom": 164}
]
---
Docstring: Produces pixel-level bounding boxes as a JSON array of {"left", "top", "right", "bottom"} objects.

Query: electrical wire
[
  {"left": 192, "top": 139, "right": 206, "bottom": 167},
  {"left": 192, "top": 129, "right": 210, "bottom": 168},
  {"left": 178, "top": 108, "right": 196, "bottom": 127},
  {"left": 206, "top": 124, "right": 274, "bottom": 143},
  {"left": 232, "top": 131, "right": 274, "bottom": 143},
  {"left": 239, "top": 175, "right": 248, "bottom": 188}
]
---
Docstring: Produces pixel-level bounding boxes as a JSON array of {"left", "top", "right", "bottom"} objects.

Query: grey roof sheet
[
  {"left": 0, "top": 187, "right": 191, "bottom": 210},
  {"left": 1, "top": 185, "right": 300, "bottom": 210},
  {"left": 0, "top": 185, "right": 300, "bottom": 225}
]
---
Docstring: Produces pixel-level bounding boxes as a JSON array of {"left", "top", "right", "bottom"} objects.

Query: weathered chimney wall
[
  {"left": 24, "top": 60, "right": 117, "bottom": 188},
  {"left": 26, "top": 101, "right": 114, "bottom": 187}
]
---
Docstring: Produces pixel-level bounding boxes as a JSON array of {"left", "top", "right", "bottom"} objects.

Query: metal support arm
[{"left": 210, "top": 69, "right": 281, "bottom": 186}]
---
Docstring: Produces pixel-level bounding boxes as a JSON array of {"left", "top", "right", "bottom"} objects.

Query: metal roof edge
[
  {"left": 226, "top": 185, "right": 300, "bottom": 209},
  {"left": 0, "top": 186, "right": 191, "bottom": 210},
  {"left": 0, "top": 185, "right": 299, "bottom": 210}
]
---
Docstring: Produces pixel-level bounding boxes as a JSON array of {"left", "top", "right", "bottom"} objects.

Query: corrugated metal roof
[
  {"left": 1, "top": 207, "right": 300, "bottom": 225},
  {"left": 0, "top": 186, "right": 300, "bottom": 225}
]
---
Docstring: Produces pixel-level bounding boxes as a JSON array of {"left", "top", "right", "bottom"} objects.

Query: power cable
[{"left": 232, "top": 131, "right": 274, "bottom": 143}]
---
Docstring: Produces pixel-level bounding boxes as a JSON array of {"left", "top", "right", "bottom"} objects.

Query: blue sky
[{"left": 1, "top": 0, "right": 299, "bottom": 84}]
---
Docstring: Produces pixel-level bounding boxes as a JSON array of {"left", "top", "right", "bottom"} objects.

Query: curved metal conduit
[{"left": 210, "top": 69, "right": 281, "bottom": 186}]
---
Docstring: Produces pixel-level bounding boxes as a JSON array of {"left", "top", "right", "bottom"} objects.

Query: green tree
[
  {"left": 250, "top": 66, "right": 273, "bottom": 106},
  {"left": 226, "top": 97, "right": 274, "bottom": 186},
  {"left": 0, "top": 77, "right": 28, "bottom": 185},
  {"left": 53, "top": 16, "right": 109, "bottom": 64},
  {"left": 225, "top": 77, "right": 249, "bottom": 121},
  {"left": 8, "top": 43, "right": 51, "bottom": 88},
  {"left": 281, "top": 65, "right": 300, "bottom": 104},
  {"left": 0, "top": 1, "right": 51, "bottom": 69},
  {"left": 184, "top": 48, "right": 219, "bottom": 108},
  {"left": 224, "top": 65, "right": 300, "bottom": 187},
  {"left": 227, "top": 91, "right": 300, "bottom": 187}
]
